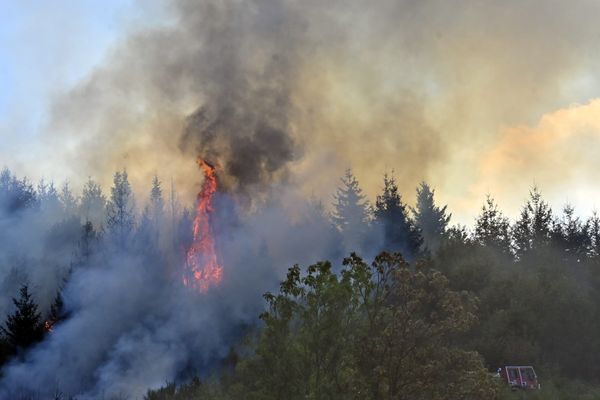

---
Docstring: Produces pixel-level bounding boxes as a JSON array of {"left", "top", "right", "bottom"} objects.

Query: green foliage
[
  {"left": 436, "top": 190, "right": 600, "bottom": 381},
  {"left": 512, "top": 187, "right": 553, "bottom": 259},
  {"left": 146, "top": 252, "right": 497, "bottom": 400},
  {"left": 145, "top": 182, "right": 600, "bottom": 398},
  {"left": 1, "top": 285, "right": 45, "bottom": 351},
  {"left": 496, "top": 377, "right": 600, "bottom": 400},
  {"left": 552, "top": 204, "right": 590, "bottom": 261},
  {"left": 332, "top": 169, "right": 370, "bottom": 253},
  {"left": 374, "top": 174, "right": 421, "bottom": 259},
  {"left": 224, "top": 252, "right": 497, "bottom": 399},
  {"left": 474, "top": 195, "right": 511, "bottom": 255},
  {"left": 412, "top": 182, "right": 451, "bottom": 255}
]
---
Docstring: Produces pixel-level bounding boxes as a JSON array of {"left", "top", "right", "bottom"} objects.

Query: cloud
[
  {"left": 471, "top": 98, "right": 600, "bottom": 217},
  {"left": 1, "top": 0, "right": 589, "bottom": 217}
]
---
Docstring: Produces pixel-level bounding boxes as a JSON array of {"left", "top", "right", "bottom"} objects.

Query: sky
[
  {"left": 0, "top": 0, "right": 134, "bottom": 171},
  {"left": 3, "top": 0, "right": 600, "bottom": 225}
]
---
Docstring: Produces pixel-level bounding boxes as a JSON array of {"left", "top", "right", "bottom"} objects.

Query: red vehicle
[{"left": 498, "top": 366, "right": 540, "bottom": 389}]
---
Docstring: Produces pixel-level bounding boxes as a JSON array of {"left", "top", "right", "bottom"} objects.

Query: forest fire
[
  {"left": 184, "top": 159, "right": 223, "bottom": 292},
  {"left": 44, "top": 320, "right": 54, "bottom": 333}
]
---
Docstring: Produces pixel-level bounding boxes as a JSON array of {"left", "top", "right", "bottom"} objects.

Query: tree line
[{"left": 2, "top": 166, "right": 600, "bottom": 398}]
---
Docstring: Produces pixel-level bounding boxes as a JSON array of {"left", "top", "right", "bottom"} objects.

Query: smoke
[
  {"left": 0, "top": 183, "right": 342, "bottom": 398},
  {"left": 472, "top": 99, "right": 600, "bottom": 218},
  {"left": 4, "top": 0, "right": 600, "bottom": 396},
  {"left": 29, "top": 0, "right": 600, "bottom": 218},
  {"left": 182, "top": 108, "right": 295, "bottom": 196}
]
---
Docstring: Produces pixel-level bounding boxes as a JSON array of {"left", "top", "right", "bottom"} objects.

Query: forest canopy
[{"left": 1, "top": 167, "right": 600, "bottom": 399}]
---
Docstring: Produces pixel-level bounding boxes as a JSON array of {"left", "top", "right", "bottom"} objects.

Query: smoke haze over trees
[
  {"left": 4, "top": 0, "right": 600, "bottom": 398},
  {"left": 1, "top": 165, "right": 600, "bottom": 398}
]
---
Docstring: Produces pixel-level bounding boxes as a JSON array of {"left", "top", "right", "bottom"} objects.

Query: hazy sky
[
  {"left": 0, "top": 0, "right": 133, "bottom": 167},
  {"left": 3, "top": 0, "right": 600, "bottom": 225}
]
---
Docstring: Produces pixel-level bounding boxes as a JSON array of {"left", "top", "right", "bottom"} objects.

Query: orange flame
[
  {"left": 184, "top": 159, "right": 223, "bottom": 292},
  {"left": 44, "top": 320, "right": 54, "bottom": 333}
]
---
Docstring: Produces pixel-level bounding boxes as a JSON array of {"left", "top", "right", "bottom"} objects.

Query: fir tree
[
  {"left": 512, "top": 187, "right": 552, "bottom": 259},
  {"left": 474, "top": 195, "right": 511, "bottom": 255},
  {"left": 552, "top": 204, "right": 590, "bottom": 261},
  {"left": 331, "top": 169, "right": 370, "bottom": 253},
  {"left": 0, "top": 168, "right": 37, "bottom": 213},
  {"left": 588, "top": 212, "right": 600, "bottom": 258},
  {"left": 80, "top": 177, "right": 106, "bottom": 227},
  {"left": 59, "top": 181, "right": 78, "bottom": 217},
  {"left": 1, "top": 285, "right": 44, "bottom": 350},
  {"left": 37, "top": 179, "right": 62, "bottom": 215},
  {"left": 106, "top": 170, "right": 136, "bottom": 246},
  {"left": 374, "top": 173, "right": 421, "bottom": 259},
  {"left": 412, "top": 182, "right": 450, "bottom": 255},
  {"left": 149, "top": 175, "right": 164, "bottom": 222}
]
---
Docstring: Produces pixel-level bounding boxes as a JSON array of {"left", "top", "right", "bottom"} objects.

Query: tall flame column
[{"left": 184, "top": 159, "right": 223, "bottom": 292}]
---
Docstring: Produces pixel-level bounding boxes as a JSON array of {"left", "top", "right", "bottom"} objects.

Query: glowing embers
[
  {"left": 44, "top": 320, "right": 54, "bottom": 333},
  {"left": 184, "top": 159, "right": 223, "bottom": 292}
]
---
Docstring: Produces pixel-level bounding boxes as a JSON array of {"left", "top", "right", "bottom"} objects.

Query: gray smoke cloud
[
  {"left": 4, "top": 0, "right": 600, "bottom": 396},
  {"left": 177, "top": 0, "right": 305, "bottom": 195},
  {"left": 36, "top": 0, "right": 600, "bottom": 220},
  {"left": 0, "top": 183, "right": 342, "bottom": 398}
]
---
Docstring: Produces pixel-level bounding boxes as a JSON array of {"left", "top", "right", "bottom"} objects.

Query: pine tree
[
  {"left": 412, "top": 182, "right": 450, "bottom": 255},
  {"left": 374, "top": 173, "right": 421, "bottom": 259},
  {"left": 331, "top": 169, "right": 370, "bottom": 253},
  {"left": 474, "top": 195, "right": 511, "bottom": 255},
  {"left": 80, "top": 177, "right": 106, "bottom": 227},
  {"left": 59, "top": 181, "right": 78, "bottom": 217},
  {"left": 38, "top": 179, "right": 62, "bottom": 216},
  {"left": 149, "top": 175, "right": 164, "bottom": 222},
  {"left": 106, "top": 170, "right": 136, "bottom": 246},
  {"left": 0, "top": 168, "right": 37, "bottom": 213},
  {"left": 588, "top": 212, "right": 600, "bottom": 258},
  {"left": 1, "top": 285, "right": 45, "bottom": 350},
  {"left": 552, "top": 204, "right": 590, "bottom": 261},
  {"left": 137, "top": 175, "right": 166, "bottom": 250},
  {"left": 512, "top": 187, "right": 552, "bottom": 259}
]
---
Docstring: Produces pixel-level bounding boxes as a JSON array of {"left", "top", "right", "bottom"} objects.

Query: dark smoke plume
[
  {"left": 177, "top": 0, "right": 304, "bottom": 195},
  {"left": 12, "top": 0, "right": 600, "bottom": 217},
  {"left": 182, "top": 106, "right": 296, "bottom": 195}
]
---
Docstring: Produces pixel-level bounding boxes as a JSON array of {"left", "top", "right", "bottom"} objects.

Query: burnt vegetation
[{"left": 2, "top": 167, "right": 600, "bottom": 398}]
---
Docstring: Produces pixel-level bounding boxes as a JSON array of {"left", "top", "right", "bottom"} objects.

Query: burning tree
[{"left": 184, "top": 159, "right": 223, "bottom": 292}]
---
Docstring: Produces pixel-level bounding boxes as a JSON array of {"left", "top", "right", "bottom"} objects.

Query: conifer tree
[
  {"left": 37, "top": 179, "right": 62, "bottom": 216},
  {"left": 512, "top": 187, "right": 552, "bottom": 259},
  {"left": 0, "top": 168, "right": 37, "bottom": 213},
  {"left": 59, "top": 181, "right": 78, "bottom": 217},
  {"left": 374, "top": 173, "right": 421, "bottom": 258},
  {"left": 1, "top": 285, "right": 44, "bottom": 350},
  {"left": 412, "top": 182, "right": 450, "bottom": 255},
  {"left": 331, "top": 169, "right": 370, "bottom": 252},
  {"left": 149, "top": 175, "right": 164, "bottom": 222},
  {"left": 137, "top": 175, "right": 166, "bottom": 250},
  {"left": 552, "top": 204, "right": 590, "bottom": 261},
  {"left": 588, "top": 212, "right": 600, "bottom": 258},
  {"left": 474, "top": 195, "right": 511, "bottom": 255},
  {"left": 106, "top": 170, "right": 136, "bottom": 246},
  {"left": 80, "top": 177, "right": 106, "bottom": 227}
]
